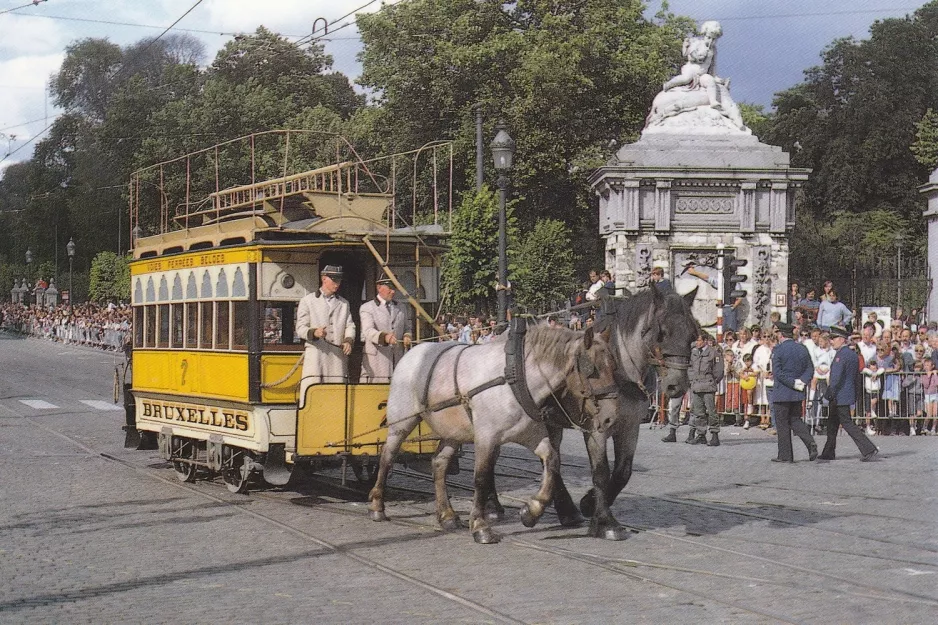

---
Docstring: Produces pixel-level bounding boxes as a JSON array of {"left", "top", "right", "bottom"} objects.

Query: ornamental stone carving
[{"left": 674, "top": 196, "right": 735, "bottom": 214}]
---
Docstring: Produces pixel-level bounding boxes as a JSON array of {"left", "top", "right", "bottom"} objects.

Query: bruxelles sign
[{"left": 140, "top": 399, "right": 250, "bottom": 432}]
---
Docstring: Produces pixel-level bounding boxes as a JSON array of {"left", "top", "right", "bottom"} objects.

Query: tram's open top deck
[{"left": 129, "top": 131, "right": 453, "bottom": 259}]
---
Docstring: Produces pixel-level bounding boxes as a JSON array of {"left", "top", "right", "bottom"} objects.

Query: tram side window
[
  {"left": 185, "top": 303, "right": 198, "bottom": 348},
  {"left": 134, "top": 307, "right": 144, "bottom": 348},
  {"left": 157, "top": 304, "right": 170, "bottom": 348},
  {"left": 171, "top": 304, "right": 184, "bottom": 348},
  {"left": 232, "top": 301, "right": 248, "bottom": 350},
  {"left": 145, "top": 305, "right": 156, "bottom": 348},
  {"left": 262, "top": 301, "right": 299, "bottom": 348},
  {"left": 216, "top": 301, "right": 230, "bottom": 350},
  {"left": 199, "top": 301, "right": 213, "bottom": 349}
]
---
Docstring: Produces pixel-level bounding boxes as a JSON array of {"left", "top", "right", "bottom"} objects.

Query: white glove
[{"left": 793, "top": 379, "right": 806, "bottom": 391}]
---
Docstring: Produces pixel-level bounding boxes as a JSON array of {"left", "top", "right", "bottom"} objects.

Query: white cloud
[
  {"left": 0, "top": 54, "right": 63, "bottom": 134},
  {"left": 0, "top": 13, "right": 69, "bottom": 55}
]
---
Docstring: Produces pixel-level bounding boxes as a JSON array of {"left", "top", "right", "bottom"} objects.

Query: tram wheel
[
  {"left": 222, "top": 446, "right": 252, "bottom": 494},
  {"left": 171, "top": 437, "right": 198, "bottom": 482}
]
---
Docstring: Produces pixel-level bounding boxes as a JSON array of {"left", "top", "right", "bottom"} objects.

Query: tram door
[{"left": 319, "top": 251, "right": 368, "bottom": 382}]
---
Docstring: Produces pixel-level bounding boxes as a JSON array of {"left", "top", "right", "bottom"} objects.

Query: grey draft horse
[
  {"left": 545, "top": 287, "right": 699, "bottom": 539},
  {"left": 368, "top": 325, "right": 620, "bottom": 544}
]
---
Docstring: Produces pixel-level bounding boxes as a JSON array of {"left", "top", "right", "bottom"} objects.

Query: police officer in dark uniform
[
  {"left": 770, "top": 322, "right": 818, "bottom": 462},
  {"left": 820, "top": 325, "right": 879, "bottom": 461}
]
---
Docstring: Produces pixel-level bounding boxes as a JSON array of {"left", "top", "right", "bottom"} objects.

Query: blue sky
[{"left": 0, "top": 0, "right": 927, "bottom": 172}]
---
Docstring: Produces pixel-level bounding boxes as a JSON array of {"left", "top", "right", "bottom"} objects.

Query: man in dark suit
[
  {"left": 820, "top": 325, "right": 878, "bottom": 461},
  {"left": 770, "top": 322, "right": 818, "bottom": 462}
]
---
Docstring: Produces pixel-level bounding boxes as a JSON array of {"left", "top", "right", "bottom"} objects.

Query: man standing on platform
[
  {"left": 820, "top": 326, "right": 879, "bottom": 461},
  {"left": 770, "top": 322, "right": 818, "bottom": 462},
  {"left": 296, "top": 265, "right": 356, "bottom": 402},
  {"left": 359, "top": 277, "right": 411, "bottom": 382}
]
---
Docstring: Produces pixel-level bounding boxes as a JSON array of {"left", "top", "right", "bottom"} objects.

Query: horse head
[
  {"left": 651, "top": 286, "right": 699, "bottom": 397},
  {"left": 566, "top": 326, "right": 619, "bottom": 433},
  {"left": 604, "top": 287, "right": 699, "bottom": 398}
]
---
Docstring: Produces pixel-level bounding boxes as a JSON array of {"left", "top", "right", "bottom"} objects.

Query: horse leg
[
  {"left": 368, "top": 413, "right": 420, "bottom": 522},
  {"left": 482, "top": 445, "right": 505, "bottom": 522},
  {"left": 584, "top": 431, "right": 625, "bottom": 540},
  {"left": 431, "top": 439, "right": 462, "bottom": 530},
  {"left": 607, "top": 407, "right": 643, "bottom": 503},
  {"left": 519, "top": 436, "right": 559, "bottom": 529},
  {"left": 547, "top": 425, "right": 584, "bottom": 527},
  {"left": 581, "top": 395, "right": 644, "bottom": 516},
  {"left": 469, "top": 439, "right": 501, "bottom": 544}
]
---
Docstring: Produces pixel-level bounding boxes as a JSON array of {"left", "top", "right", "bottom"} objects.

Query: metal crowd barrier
[{"left": 0, "top": 316, "right": 129, "bottom": 352}]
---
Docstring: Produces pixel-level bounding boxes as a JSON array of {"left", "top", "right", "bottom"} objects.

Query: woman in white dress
[{"left": 752, "top": 335, "right": 774, "bottom": 429}]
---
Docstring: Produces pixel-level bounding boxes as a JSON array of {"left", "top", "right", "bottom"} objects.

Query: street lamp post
[
  {"left": 490, "top": 123, "right": 515, "bottom": 325},
  {"left": 24, "top": 249, "right": 33, "bottom": 306},
  {"left": 67, "top": 238, "right": 76, "bottom": 307},
  {"left": 895, "top": 233, "right": 904, "bottom": 310}
]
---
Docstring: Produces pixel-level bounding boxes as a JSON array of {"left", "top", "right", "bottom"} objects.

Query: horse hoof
[
  {"left": 472, "top": 528, "right": 501, "bottom": 544},
  {"left": 439, "top": 517, "right": 463, "bottom": 531},
  {"left": 558, "top": 511, "right": 586, "bottom": 528},
  {"left": 579, "top": 491, "right": 596, "bottom": 518},
  {"left": 370, "top": 509, "right": 388, "bottom": 522},
  {"left": 520, "top": 504, "right": 538, "bottom": 528}
]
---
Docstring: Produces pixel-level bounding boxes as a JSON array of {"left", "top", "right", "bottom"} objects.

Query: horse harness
[{"left": 418, "top": 319, "right": 613, "bottom": 424}]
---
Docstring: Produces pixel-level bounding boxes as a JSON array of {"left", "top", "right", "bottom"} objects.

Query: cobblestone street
[{"left": 2, "top": 333, "right": 936, "bottom": 624}]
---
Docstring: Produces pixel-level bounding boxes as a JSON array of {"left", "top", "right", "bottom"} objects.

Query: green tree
[
  {"left": 911, "top": 107, "right": 938, "bottom": 170},
  {"left": 88, "top": 252, "right": 131, "bottom": 303},
  {"left": 512, "top": 218, "right": 576, "bottom": 313},
  {"left": 357, "top": 0, "right": 693, "bottom": 269},
  {"left": 765, "top": 4, "right": 938, "bottom": 225},
  {"left": 441, "top": 186, "right": 517, "bottom": 315}
]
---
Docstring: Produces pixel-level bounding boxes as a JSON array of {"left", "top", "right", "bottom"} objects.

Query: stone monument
[
  {"left": 917, "top": 169, "right": 938, "bottom": 320},
  {"left": 590, "top": 20, "right": 810, "bottom": 330}
]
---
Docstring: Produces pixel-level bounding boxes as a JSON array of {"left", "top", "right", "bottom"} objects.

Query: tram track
[
  {"left": 11, "top": 405, "right": 937, "bottom": 622},
  {"left": 18, "top": 415, "right": 528, "bottom": 625}
]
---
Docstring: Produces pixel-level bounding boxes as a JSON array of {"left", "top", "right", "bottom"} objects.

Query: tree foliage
[
  {"left": 357, "top": 0, "right": 692, "bottom": 271},
  {"left": 911, "top": 107, "right": 938, "bottom": 170},
  {"left": 441, "top": 186, "right": 517, "bottom": 315},
  {"left": 89, "top": 252, "right": 131, "bottom": 303},
  {"left": 512, "top": 218, "right": 577, "bottom": 313},
  {"left": 762, "top": 2, "right": 938, "bottom": 281}
]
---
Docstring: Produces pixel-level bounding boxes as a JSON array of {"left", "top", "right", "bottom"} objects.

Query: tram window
[
  {"left": 145, "top": 305, "right": 156, "bottom": 348},
  {"left": 185, "top": 303, "right": 198, "bottom": 348},
  {"left": 157, "top": 304, "right": 170, "bottom": 348},
  {"left": 232, "top": 301, "right": 248, "bottom": 350},
  {"left": 262, "top": 301, "right": 299, "bottom": 348},
  {"left": 171, "top": 304, "right": 184, "bottom": 348},
  {"left": 134, "top": 307, "right": 144, "bottom": 348},
  {"left": 199, "top": 302, "right": 213, "bottom": 349},
  {"left": 216, "top": 301, "right": 230, "bottom": 350}
]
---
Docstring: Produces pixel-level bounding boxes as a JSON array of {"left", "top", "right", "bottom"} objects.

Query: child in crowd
[
  {"left": 738, "top": 352, "right": 757, "bottom": 429},
  {"left": 880, "top": 344, "right": 902, "bottom": 434},
  {"left": 722, "top": 349, "right": 742, "bottom": 425},
  {"left": 862, "top": 355, "right": 884, "bottom": 435},
  {"left": 904, "top": 358, "right": 926, "bottom": 435},
  {"left": 922, "top": 357, "right": 938, "bottom": 435}
]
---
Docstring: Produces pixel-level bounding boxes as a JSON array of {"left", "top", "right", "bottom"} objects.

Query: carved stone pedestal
[{"left": 590, "top": 133, "right": 809, "bottom": 330}]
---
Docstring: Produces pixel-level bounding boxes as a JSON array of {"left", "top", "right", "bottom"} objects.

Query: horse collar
[{"left": 505, "top": 318, "right": 544, "bottom": 423}]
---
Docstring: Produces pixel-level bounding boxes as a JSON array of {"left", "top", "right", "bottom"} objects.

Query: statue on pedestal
[{"left": 645, "top": 21, "right": 749, "bottom": 134}]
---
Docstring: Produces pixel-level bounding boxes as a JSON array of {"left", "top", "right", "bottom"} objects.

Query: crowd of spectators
[
  {"left": 0, "top": 302, "right": 131, "bottom": 352},
  {"left": 666, "top": 285, "right": 938, "bottom": 438}
]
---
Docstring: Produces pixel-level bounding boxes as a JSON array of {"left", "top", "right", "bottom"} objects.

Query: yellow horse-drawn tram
[{"left": 124, "top": 131, "right": 451, "bottom": 492}]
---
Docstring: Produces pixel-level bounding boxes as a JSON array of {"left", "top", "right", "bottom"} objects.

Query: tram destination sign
[{"left": 139, "top": 398, "right": 251, "bottom": 433}]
